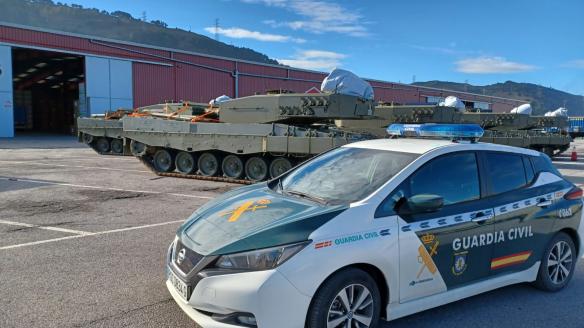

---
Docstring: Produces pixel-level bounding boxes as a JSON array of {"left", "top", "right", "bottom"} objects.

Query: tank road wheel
[
  {"left": 110, "top": 139, "right": 124, "bottom": 154},
  {"left": 222, "top": 155, "right": 245, "bottom": 179},
  {"left": 245, "top": 157, "right": 269, "bottom": 182},
  {"left": 130, "top": 140, "right": 147, "bottom": 157},
  {"left": 198, "top": 152, "right": 220, "bottom": 176},
  {"left": 269, "top": 157, "right": 292, "bottom": 178},
  {"left": 176, "top": 152, "right": 197, "bottom": 174},
  {"left": 95, "top": 138, "right": 110, "bottom": 153},
  {"left": 82, "top": 133, "right": 94, "bottom": 144},
  {"left": 153, "top": 149, "right": 176, "bottom": 172}
]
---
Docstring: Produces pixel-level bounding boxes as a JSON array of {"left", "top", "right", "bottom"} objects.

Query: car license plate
[{"left": 169, "top": 270, "right": 189, "bottom": 300}]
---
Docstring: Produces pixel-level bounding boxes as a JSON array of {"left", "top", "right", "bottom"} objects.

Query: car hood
[{"left": 178, "top": 183, "right": 346, "bottom": 256}]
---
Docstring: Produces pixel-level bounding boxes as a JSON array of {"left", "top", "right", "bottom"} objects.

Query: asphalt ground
[{"left": 0, "top": 136, "right": 583, "bottom": 328}]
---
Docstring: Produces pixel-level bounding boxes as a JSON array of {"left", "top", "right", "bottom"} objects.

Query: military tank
[
  {"left": 336, "top": 104, "right": 571, "bottom": 157},
  {"left": 120, "top": 92, "right": 375, "bottom": 183},
  {"left": 77, "top": 102, "right": 209, "bottom": 155}
]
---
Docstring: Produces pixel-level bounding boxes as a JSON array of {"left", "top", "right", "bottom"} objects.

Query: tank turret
[{"left": 218, "top": 92, "right": 374, "bottom": 124}]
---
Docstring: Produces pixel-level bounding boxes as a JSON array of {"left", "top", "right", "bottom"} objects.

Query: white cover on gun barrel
[
  {"left": 544, "top": 107, "right": 568, "bottom": 117},
  {"left": 510, "top": 103, "right": 532, "bottom": 115},
  {"left": 439, "top": 96, "right": 465, "bottom": 111},
  {"left": 209, "top": 95, "right": 231, "bottom": 105},
  {"left": 321, "top": 68, "right": 374, "bottom": 100}
]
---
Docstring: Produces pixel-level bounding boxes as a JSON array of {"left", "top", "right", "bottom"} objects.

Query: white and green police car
[{"left": 166, "top": 124, "right": 583, "bottom": 328}]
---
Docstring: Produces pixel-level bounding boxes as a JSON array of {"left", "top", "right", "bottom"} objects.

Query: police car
[{"left": 166, "top": 124, "right": 583, "bottom": 328}]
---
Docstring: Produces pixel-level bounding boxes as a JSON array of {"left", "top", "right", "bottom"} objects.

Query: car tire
[
  {"left": 534, "top": 232, "right": 576, "bottom": 292},
  {"left": 306, "top": 268, "right": 381, "bottom": 328}
]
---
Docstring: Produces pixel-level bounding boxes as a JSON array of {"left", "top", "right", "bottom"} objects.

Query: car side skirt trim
[{"left": 386, "top": 261, "right": 540, "bottom": 321}]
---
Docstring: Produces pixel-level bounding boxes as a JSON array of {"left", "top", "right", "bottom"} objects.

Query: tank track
[{"left": 137, "top": 156, "right": 253, "bottom": 185}]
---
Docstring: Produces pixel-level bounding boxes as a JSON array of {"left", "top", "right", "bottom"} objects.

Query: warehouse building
[{"left": 0, "top": 22, "right": 524, "bottom": 138}]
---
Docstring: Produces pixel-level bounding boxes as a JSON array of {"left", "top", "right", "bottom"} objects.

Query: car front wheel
[
  {"left": 534, "top": 232, "right": 576, "bottom": 292},
  {"left": 307, "top": 268, "right": 381, "bottom": 328}
]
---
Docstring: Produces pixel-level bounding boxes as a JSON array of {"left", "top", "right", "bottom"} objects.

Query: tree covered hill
[{"left": 0, "top": 0, "right": 278, "bottom": 65}]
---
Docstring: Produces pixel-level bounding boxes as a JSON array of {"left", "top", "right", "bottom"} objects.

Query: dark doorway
[{"left": 12, "top": 48, "right": 84, "bottom": 134}]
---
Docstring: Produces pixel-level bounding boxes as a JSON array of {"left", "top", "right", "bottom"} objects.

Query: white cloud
[
  {"left": 562, "top": 59, "right": 584, "bottom": 69},
  {"left": 455, "top": 56, "right": 537, "bottom": 73},
  {"left": 204, "top": 27, "right": 305, "bottom": 43},
  {"left": 249, "top": 0, "right": 369, "bottom": 37},
  {"left": 409, "top": 44, "right": 480, "bottom": 56},
  {"left": 241, "top": 0, "right": 287, "bottom": 7},
  {"left": 278, "top": 49, "right": 347, "bottom": 71}
]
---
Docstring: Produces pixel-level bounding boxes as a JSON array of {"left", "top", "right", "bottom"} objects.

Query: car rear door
[
  {"left": 482, "top": 151, "right": 568, "bottom": 274},
  {"left": 376, "top": 151, "right": 495, "bottom": 303}
]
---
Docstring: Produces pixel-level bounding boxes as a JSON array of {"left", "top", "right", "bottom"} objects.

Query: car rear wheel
[
  {"left": 306, "top": 268, "right": 381, "bottom": 328},
  {"left": 534, "top": 232, "right": 576, "bottom": 292}
]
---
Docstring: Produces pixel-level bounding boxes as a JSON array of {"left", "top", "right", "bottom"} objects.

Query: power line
[{"left": 214, "top": 18, "right": 220, "bottom": 41}]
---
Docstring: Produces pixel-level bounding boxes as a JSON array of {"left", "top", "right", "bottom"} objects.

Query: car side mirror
[{"left": 398, "top": 194, "right": 444, "bottom": 215}]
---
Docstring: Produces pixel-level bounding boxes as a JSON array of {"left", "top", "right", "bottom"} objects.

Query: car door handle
[
  {"left": 537, "top": 199, "right": 553, "bottom": 207},
  {"left": 471, "top": 212, "right": 494, "bottom": 223}
]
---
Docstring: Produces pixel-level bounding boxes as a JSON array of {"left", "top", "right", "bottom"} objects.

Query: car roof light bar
[{"left": 387, "top": 123, "right": 484, "bottom": 142}]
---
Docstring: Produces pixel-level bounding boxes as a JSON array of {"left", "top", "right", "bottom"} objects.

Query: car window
[
  {"left": 523, "top": 156, "right": 535, "bottom": 183},
  {"left": 280, "top": 147, "right": 418, "bottom": 204},
  {"left": 409, "top": 152, "right": 480, "bottom": 206},
  {"left": 375, "top": 182, "right": 408, "bottom": 217},
  {"left": 485, "top": 152, "right": 527, "bottom": 195},
  {"left": 530, "top": 154, "right": 561, "bottom": 177}
]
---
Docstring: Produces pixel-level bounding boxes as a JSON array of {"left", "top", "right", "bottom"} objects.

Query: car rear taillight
[{"left": 564, "top": 187, "right": 583, "bottom": 200}]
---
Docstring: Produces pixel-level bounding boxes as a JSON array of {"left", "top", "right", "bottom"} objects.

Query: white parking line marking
[
  {"left": 0, "top": 220, "right": 184, "bottom": 250},
  {"left": 0, "top": 177, "right": 214, "bottom": 199},
  {"left": 0, "top": 160, "right": 149, "bottom": 173},
  {"left": 0, "top": 219, "right": 91, "bottom": 235}
]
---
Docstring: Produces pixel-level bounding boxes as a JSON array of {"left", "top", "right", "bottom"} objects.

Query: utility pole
[
  {"left": 214, "top": 18, "right": 220, "bottom": 41},
  {"left": 141, "top": 11, "right": 147, "bottom": 21},
  {"left": 412, "top": 75, "right": 416, "bottom": 83}
]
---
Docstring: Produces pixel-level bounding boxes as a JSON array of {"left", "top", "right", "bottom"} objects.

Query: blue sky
[{"left": 61, "top": 0, "right": 584, "bottom": 95}]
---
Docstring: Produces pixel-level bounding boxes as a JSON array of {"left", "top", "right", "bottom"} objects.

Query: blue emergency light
[{"left": 387, "top": 123, "right": 484, "bottom": 141}]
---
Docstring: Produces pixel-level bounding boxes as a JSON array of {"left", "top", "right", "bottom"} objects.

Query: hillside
[
  {"left": 413, "top": 80, "right": 584, "bottom": 116},
  {"left": 0, "top": 0, "right": 278, "bottom": 65}
]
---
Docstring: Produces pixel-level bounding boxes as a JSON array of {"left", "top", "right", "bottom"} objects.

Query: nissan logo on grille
[{"left": 176, "top": 248, "right": 186, "bottom": 265}]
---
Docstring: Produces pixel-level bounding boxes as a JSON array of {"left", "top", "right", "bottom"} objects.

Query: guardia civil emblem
[{"left": 452, "top": 251, "right": 468, "bottom": 276}]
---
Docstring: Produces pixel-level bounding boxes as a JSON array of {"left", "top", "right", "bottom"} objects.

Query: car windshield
[{"left": 279, "top": 147, "right": 418, "bottom": 204}]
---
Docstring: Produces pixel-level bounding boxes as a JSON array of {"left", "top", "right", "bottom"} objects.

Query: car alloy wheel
[
  {"left": 547, "top": 240, "right": 573, "bottom": 285},
  {"left": 327, "top": 284, "right": 374, "bottom": 328}
]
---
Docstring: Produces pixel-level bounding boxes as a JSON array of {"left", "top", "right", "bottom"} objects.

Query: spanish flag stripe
[{"left": 491, "top": 251, "right": 532, "bottom": 269}]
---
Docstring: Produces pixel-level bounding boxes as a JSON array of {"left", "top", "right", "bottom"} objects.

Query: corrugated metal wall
[
  {"left": 0, "top": 24, "right": 525, "bottom": 112},
  {"left": 133, "top": 63, "right": 174, "bottom": 107}
]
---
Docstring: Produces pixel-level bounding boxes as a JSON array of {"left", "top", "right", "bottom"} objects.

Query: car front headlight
[{"left": 215, "top": 241, "right": 309, "bottom": 271}]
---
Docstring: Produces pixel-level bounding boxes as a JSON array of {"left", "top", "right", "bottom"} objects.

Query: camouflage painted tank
[
  {"left": 119, "top": 92, "right": 374, "bottom": 183},
  {"left": 336, "top": 104, "right": 571, "bottom": 157},
  {"left": 77, "top": 102, "right": 208, "bottom": 155}
]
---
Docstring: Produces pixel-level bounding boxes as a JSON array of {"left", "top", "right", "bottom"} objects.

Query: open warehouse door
[
  {"left": 12, "top": 47, "right": 84, "bottom": 135},
  {"left": 0, "top": 45, "right": 13, "bottom": 137}
]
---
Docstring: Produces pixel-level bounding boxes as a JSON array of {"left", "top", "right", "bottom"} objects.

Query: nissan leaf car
[{"left": 166, "top": 124, "right": 583, "bottom": 328}]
